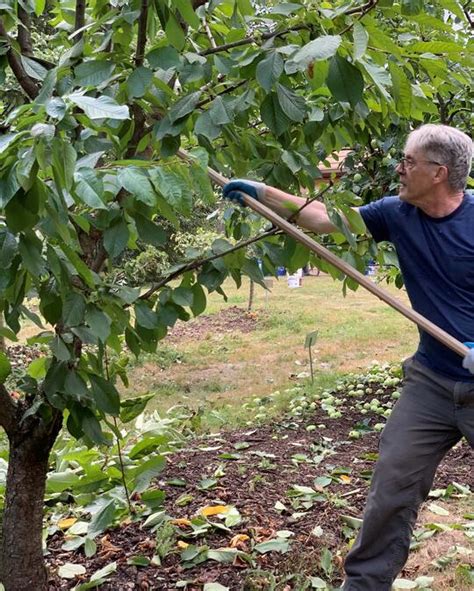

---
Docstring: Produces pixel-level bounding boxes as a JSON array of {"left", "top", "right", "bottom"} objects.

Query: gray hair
[{"left": 406, "top": 124, "right": 473, "bottom": 192}]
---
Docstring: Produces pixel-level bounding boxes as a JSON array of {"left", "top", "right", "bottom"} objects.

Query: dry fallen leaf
[
  {"left": 340, "top": 475, "right": 351, "bottom": 484},
  {"left": 58, "top": 517, "right": 77, "bottom": 530},
  {"left": 198, "top": 505, "right": 231, "bottom": 517},
  {"left": 176, "top": 540, "right": 189, "bottom": 549},
  {"left": 230, "top": 534, "right": 250, "bottom": 548},
  {"left": 172, "top": 518, "right": 192, "bottom": 527}
]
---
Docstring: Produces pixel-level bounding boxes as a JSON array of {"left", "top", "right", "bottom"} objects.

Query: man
[{"left": 223, "top": 124, "right": 474, "bottom": 590}]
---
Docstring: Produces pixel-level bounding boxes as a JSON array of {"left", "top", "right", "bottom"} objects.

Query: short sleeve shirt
[{"left": 359, "top": 194, "right": 474, "bottom": 382}]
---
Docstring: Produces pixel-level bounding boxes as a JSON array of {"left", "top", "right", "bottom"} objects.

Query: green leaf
[
  {"left": 58, "top": 563, "right": 86, "bottom": 579},
  {"left": 35, "top": 0, "right": 46, "bottom": 16},
  {"left": 68, "top": 94, "right": 130, "bottom": 120},
  {"left": 172, "top": 286, "right": 194, "bottom": 307},
  {"left": 74, "top": 60, "right": 115, "bottom": 86},
  {"left": 52, "top": 138, "right": 77, "bottom": 192},
  {"left": 340, "top": 206, "right": 367, "bottom": 234},
  {"left": 81, "top": 409, "right": 108, "bottom": 445},
  {"left": 208, "top": 96, "right": 234, "bottom": 125},
  {"left": 392, "top": 579, "right": 417, "bottom": 589},
  {"left": 20, "top": 55, "right": 48, "bottom": 80},
  {"left": 0, "top": 352, "right": 11, "bottom": 383},
  {"left": 389, "top": 63, "right": 412, "bottom": 117},
  {"left": 135, "top": 301, "right": 159, "bottom": 329},
  {"left": 135, "top": 214, "right": 167, "bottom": 247},
  {"left": 62, "top": 292, "right": 86, "bottom": 327},
  {"left": 260, "top": 93, "right": 290, "bottom": 136},
  {"left": 88, "top": 500, "right": 116, "bottom": 539},
  {"left": 174, "top": 0, "right": 200, "bottom": 28},
  {"left": 89, "top": 374, "right": 120, "bottom": 416},
  {"left": 191, "top": 283, "right": 206, "bottom": 316},
  {"left": 327, "top": 55, "right": 364, "bottom": 107},
  {"left": 276, "top": 84, "right": 306, "bottom": 122},
  {"left": 165, "top": 12, "right": 186, "bottom": 50},
  {"left": 118, "top": 168, "right": 155, "bottom": 206},
  {"left": 353, "top": 22, "right": 368, "bottom": 61},
  {"left": 51, "top": 335, "right": 71, "bottom": 361},
  {"left": 401, "top": 0, "right": 423, "bottom": 15},
  {"left": 120, "top": 393, "right": 156, "bottom": 423},
  {"left": 288, "top": 35, "right": 341, "bottom": 71},
  {"left": 194, "top": 112, "right": 221, "bottom": 140},
  {"left": 127, "top": 66, "right": 153, "bottom": 98},
  {"left": 146, "top": 46, "right": 181, "bottom": 70},
  {"left": 74, "top": 169, "right": 107, "bottom": 209},
  {"left": 168, "top": 91, "right": 202, "bottom": 123},
  {"left": 85, "top": 307, "right": 111, "bottom": 343},
  {"left": 18, "top": 233, "right": 46, "bottom": 277},
  {"left": 254, "top": 538, "right": 290, "bottom": 554},
  {"left": 409, "top": 40, "right": 462, "bottom": 55},
  {"left": 132, "top": 455, "right": 166, "bottom": 493},
  {"left": 103, "top": 219, "right": 129, "bottom": 258},
  {"left": 256, "top": 52, "right": 284, "bottom": 92},
  {"left": 304, "top": 331, "right": 318, "bottom": 349},
  {"left": 27, "top": 357, "right": 48, "bottom": 379}
]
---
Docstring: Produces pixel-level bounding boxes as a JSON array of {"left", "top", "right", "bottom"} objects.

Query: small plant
[{"left": 304, "top": 331, "right": 318, "bottom": 384}]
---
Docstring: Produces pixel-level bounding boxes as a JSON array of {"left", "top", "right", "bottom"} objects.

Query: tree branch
[
  {"left": 339, "top": 0, "right": 379, "bottom": 35},
  {"left": 75, "top": 0, "right": 86, "bottom": 39},
  {"left": 0, "top": 384, "right": 18, "bottom": 438},
  {"left": 17, "top": 6, "right": 33, "bottom": 56},
  {"left": 140, "top": 226, "right": 282, "bottom": 301},
  {"left": 135, "top": 0, "right": 149, "bottom": 67},
  {"left": 0, "top": 19, "right": 38, "bottom": 99},
  {"left": 462, "top": 2, "right": 473, "bottom": 28},
  {"left": 199, "top": 24, "right": 310, "bottom": 57}
]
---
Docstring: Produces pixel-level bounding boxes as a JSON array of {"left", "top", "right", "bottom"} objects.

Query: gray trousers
[{"left": 343, "top": 357, "right": 474, "bottom": 591}]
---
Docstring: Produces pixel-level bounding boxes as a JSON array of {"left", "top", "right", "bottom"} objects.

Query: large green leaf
[
  {"left": 353, "top": 22, "right": 368, "bottom": 61},
  {"left": 127, "top": 66, "right": 153, "bottom": 98},
  {"left": 287, "top": 35, "right": 341, "bottom": 71},
  {"left": 0, "top": 351, "right": 11, "bottom": 383},
  {"left": 62, "top": 292, "right": 86, "bottom": 327},
  {"left": 256, "top": 52, "right": 284, "bottom": 92},
  {"left": 168, "top": 91, "right": 202, "bottom": 123},
  {"left": 401, "top": 0, "right": 423, "bottom": 15},
  {"left": 276, "top": 83, "right": 306, "bottom": 122},
  {"left": 326, "top": 55, "right": 364, "bottom": 107},
  {"left": 18, "top": 233, "right": 46, "bottom": 277},
  {"left": 52, "top": 138, "right": 77, "bottom": 192},
  {"left": 389, "top": 63, "right": 412, "bottom": 117},
  {"left": 68, "top": 94, "right": 130, "bottom": 120},
  {"left": 260, "top": 93, "right": 290, "bottom": 136},
  {"left": 103, "top": 219, "right": 129, "bottom": 259},
  {"left": 74, "top": 60, "right": 115, "bottom": 86},
  {"left": 135, "top": 214, "right": 167, "bottom": 247},
  {"left": 120, "top": 393, "right": 156, "bottom": 423},
  {"left": 74, "top": 169, "right": 107, "bottom": 209},
  {"left": 118, "top": 168, "right": 155, "bottom": 206},
  {"left": 89, "top": 374, "right": 120, "bottom": 416}
]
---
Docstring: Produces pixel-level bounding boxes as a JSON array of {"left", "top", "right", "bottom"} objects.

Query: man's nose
[{"left": 395, "top": 162, "right": 404, "bottom": 175}]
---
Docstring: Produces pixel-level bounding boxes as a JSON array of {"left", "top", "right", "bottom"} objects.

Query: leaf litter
[{"left": 46, "top": 366, "right": 473, "bottom": 590}]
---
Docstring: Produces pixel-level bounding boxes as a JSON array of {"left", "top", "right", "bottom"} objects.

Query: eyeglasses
[{"left": 398, "top": 157, "right": 444, "bottom": 171}]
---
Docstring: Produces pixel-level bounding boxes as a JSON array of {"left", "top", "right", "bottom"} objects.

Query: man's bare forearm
[{"left": 261, "top": 186, "right": 337, "bottom": 234}]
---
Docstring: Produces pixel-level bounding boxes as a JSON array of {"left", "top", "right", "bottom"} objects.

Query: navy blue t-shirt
[{"left": 359, "top": 193, "right": 474, "bottom": 382}]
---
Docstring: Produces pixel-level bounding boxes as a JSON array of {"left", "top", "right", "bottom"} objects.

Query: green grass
[{"left": 121, "top": 273, "right": 419, "bottom": 426}]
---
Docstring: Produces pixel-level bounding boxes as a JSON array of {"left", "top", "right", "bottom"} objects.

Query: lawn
[{"left": 122, "top": 272, "right": 419, "bottom": 421}]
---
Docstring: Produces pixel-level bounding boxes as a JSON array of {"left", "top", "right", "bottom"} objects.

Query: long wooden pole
[{"left": 178, "top": 150, "right": 469, "bottom": 359}]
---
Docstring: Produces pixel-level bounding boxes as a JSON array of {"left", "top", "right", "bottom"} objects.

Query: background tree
[{"left": 0, "top": 0, "right": 472, "bottom": 589}]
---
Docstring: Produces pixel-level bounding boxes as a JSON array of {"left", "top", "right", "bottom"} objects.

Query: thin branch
[
  {"left": 140, "top": 227, "right": 281, "bottom": 301},
  {"left": 339, "top": 0, "right": 379, "bottom": 35},
  {"left": 199, "top": 24, "right": 310, "bottom": 57},
  {"left": 135, "top": 0, "right": 149, "bottom": 67},
  {"left": 0, "top": 384, "right": 18, "bottom": 438},
  {"left": 0, "top": 19, "right": 38, "bottom": 99},
  {"left": 196, "top": 80, "right": 247, "bottom": 109},
  {"left": 462, "top": 2, "right": 473, "bottom": 28},
  {"left": 202, "top": 17, "right": 217, "bottom": 49},
  {"left": 447, "top": 107, "right": 471, "bottom": 124},
  {"left": 17, "top": 6, "right": 33, "bottom": 56},
  {"left": 75, "top": 0, "right": 86, "bottom": 39}
]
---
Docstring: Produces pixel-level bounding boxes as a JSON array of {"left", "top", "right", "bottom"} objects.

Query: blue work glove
[
  {"left": 222, "top": 179, "right": 266, "bottom": 206},
  {"left": 463, "top": 342, "right": 474, "bottom": 374}
]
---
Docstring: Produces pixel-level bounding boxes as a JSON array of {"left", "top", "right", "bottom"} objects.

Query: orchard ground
[{"left": 8, "top": 274, "right": 474, "bottom": 589}]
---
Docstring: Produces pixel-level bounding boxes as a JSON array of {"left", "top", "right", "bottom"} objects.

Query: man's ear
[{"left": 434, "top": 165, "right": 449, "bottom": 185}]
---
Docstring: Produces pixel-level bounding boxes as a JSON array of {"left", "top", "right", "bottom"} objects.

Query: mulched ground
[
  {"left": 46, "top": 386, "right": 473, "bottom": 591},
  {"left": 167, "top": 306, "right": 258, "bottom": 342}
]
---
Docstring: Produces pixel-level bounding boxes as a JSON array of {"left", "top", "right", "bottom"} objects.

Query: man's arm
[
  {"left": 261, "top": 185, "right": 338, "bottom": 234},
  {"left": 223, "top": 180, "right": 338, "bottom": 234}
]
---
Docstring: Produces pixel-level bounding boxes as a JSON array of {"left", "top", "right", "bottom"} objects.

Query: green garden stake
[{"left": 304, "top": 330, "right": 318, "bottom": 384}]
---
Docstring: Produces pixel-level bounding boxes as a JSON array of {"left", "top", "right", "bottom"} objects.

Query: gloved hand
[
  {"left": 222, "top": 179, "right": 266, "bottom": 206},
  {"left": 462, "top": 342, "right": 474, "bottom": 374}
]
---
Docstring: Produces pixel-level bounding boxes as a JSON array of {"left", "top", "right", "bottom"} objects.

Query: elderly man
[{"left": 223, "top": 124, "right": 474, "bottom": 590}]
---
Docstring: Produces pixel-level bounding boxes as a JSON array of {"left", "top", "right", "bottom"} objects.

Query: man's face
[{"left": 396, "top": 144, "right": 443, "bottom": 204}]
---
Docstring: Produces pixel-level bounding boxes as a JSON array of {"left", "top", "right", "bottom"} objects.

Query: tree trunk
[
  {"left": 247, "top": 279, "right": 255, "bottom": 312},
  {"left": 1, "top": 412, "right": 62, "bottom": 591}
]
